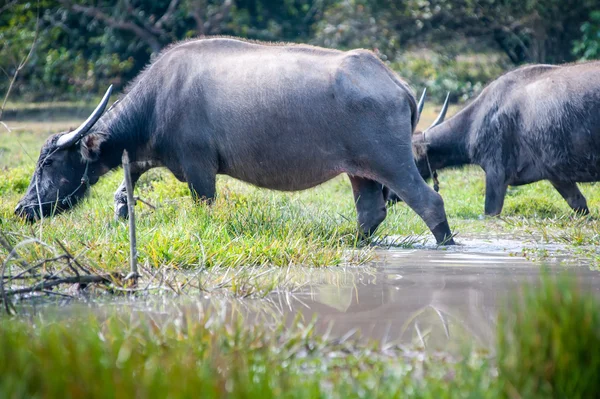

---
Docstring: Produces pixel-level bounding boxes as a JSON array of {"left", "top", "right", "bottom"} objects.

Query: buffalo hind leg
[
  {"left": 371, "top": 159, "right": 454, "bottom": 244},
  {"left": 350, "top": 176, "right": 387, "bottom": 240},
  {"left": 388, "top": 177, "right": 454, "bottom": 245},
  {"left": 484, "top": 171, "right": 507, "bottom": 216},
  {"left": 550, "top": 180, "right": 589, "bottom": 215},
  {"left": 114, "top": 163, "right": 154, "bottom": 219}
]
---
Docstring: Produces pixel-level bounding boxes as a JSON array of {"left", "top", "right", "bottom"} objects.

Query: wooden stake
[{"left": 122, "top": 150, "right": 139, "bottom": 282}]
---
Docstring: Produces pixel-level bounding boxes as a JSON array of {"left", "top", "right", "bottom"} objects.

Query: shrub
[{"left": 390, "top": 51, "right": 509, "bottom": 104}]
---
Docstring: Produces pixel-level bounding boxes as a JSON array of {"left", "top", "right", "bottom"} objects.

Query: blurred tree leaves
[
  {"left": 1, "top": 0, "right": 599, "bottom": 101},
  {"left": 573, "top": 10, "right": 600, "bottom": 60}
]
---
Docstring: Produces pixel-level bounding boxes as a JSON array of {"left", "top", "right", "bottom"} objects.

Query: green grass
[{"left": 2, "top": 105, "right": 600, "bottom": 272}]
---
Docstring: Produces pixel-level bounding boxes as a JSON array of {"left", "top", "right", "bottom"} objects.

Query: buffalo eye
[{"left": 42, "top": 158, "right": 53, "bottom": 167}]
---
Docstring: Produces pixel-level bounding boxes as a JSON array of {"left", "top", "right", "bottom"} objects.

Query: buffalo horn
[
  {"left": 425, "top": 92, "right": 450, "bottom": 132},
  {"left": 417, "top": 88, "right": 426, "bottom": 118},
  {"left": 417, "top": 88, "right": 427, "bottom": 123},
  {"left": 56, "top": 85, "right": 113, "bottom": 148}
]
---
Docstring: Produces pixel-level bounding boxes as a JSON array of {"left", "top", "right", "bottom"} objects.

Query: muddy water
[
  {"left": 217, "top": 238, "right": 600, "bottom": 351},
  {"left": 281, "top": 248, "right": 599, "bottom": 351},
  {"left": 26, "top": 238, "right": 600, "bottom": 351}
]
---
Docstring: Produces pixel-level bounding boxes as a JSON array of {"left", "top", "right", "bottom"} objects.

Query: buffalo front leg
[
  {"left": 186, "top": 169, "right": 216, "bottom": 205},
  {"left": 550, "top": 180, "right": 589, "bottom": 215},
  {"left": 484, "top": 171, "right": 508, "bottom": 216},
  {"left": 114, "top": 163, "right": 154, "bottom": 219},
  {"left": 365, "top": 128, "right": 454, "bottom": 244},
  {"left": 383, "top": 185, "right": 403, "bottom": 205},
  {"left": 350, "top": 176, "right": 387, "bottom": 239}
]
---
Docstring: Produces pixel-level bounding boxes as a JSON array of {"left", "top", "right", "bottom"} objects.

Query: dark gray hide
[
  {"left": 16, "top": 38, "right": 454, "bottom": 244},
  {"left": 413, "top": 62, "right": 600, "bottom": 216}
]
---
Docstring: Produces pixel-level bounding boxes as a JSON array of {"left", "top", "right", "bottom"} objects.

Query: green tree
[{"left": 573, "top": 10, "right": 600, "bottom": 60}]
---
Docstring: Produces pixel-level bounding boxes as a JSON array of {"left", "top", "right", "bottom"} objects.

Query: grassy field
[{"left": 1, "top": 104, "right": 599, "bottom": 272}]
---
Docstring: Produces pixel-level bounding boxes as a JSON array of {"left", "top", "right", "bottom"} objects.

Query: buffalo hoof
[
  {"left": 114, "top": 202, "right": 129, "bottom": 220},
  {"left": 431, "top": 220, "right": 455, "bottom": 245},
  {"left": 573, "top": 207, "right": 590, "bottom": 216}
]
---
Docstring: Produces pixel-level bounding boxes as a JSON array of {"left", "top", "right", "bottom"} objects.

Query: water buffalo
[
  {"left": 15, "top": 37, "right": 454, "bottom": 244},
  {"left": 412, "top": 62, "right": 600, "bottom": 216}
]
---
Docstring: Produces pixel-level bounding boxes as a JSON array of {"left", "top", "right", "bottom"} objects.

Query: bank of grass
[
  {"left": 0, "top": 274, "right": 598, "bottom": 398},
  {"left": 1, "top": 105, "right": 600, "bottom": 272}
]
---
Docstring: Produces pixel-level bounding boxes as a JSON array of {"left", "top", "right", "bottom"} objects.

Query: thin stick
[
  {"left": 0, "top": 2, "right": 39, "bottom": 123},
  {"left": 122, "top": 150, "right": 140, "bottom": 281},
  {"left": 5, "top": 274, "right": 113, "bottom": 297}
]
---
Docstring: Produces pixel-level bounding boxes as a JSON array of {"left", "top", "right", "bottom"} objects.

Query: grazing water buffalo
[
  {"left": 412, "top": 62, "right": 600, "bottom": 216},
  {"left": 15, "top": 37, "right": 454, "bottom": 244}
]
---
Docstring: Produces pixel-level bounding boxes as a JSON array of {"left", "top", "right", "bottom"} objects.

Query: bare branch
[
  {"left": 61, "top": 0, "right": 163, "bottom": 53},
  {"left": 189, "top": 0, "right": 207, "bottom": 35},
  {"left": 207, "top": 0, "right": 233, "bottom": 34},
  {"left": 155, "top": 0, "right": 181, "bottom": 29},
  {"left": 189, "top": 0, "right": 233, "bottom": 36},
  {"left": 5, "top": 274, "right": 114, "bottom": 297},
  {"left": 0, "top": 0, "right": 19, "bottom": 15}
]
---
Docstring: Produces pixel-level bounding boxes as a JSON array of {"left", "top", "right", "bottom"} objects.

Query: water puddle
[
  {"left": 16, "top": 238, "right": 600, "bottom": 352},
  {"left": 279, "top": 246, "right": 600, "bottom": 351}
]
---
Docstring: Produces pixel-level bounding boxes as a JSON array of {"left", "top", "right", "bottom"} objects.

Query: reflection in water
[
  {"left": 221, "top": 248, "right": 600, "bottom": 351},
  {"left": 294, "top": 250, "right": 537, "bottom": 351}
]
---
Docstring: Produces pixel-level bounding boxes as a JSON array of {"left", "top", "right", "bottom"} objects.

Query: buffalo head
[
  {"left": 15, "top": 86, "right": 113, "bottom": 221},
  {"left": 413, "top": 92, "right": 450, "bottom": 180}
]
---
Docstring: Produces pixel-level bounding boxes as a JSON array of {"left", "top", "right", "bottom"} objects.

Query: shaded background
[{"left": 1, "top": 0, "right": 600, "bottom": 106}]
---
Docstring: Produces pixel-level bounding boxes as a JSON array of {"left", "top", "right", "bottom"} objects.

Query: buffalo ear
[{"left": 80, "top": 133, "right": 106, "bottom": 161}]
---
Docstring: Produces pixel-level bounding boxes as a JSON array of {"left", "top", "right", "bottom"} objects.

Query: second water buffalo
[{"left": 413, "top": 62, "right": 600, "bottom": 216}]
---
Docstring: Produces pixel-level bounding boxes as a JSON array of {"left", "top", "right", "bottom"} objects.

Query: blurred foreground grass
[{"left": 0, "top": 274, "right": 598, "bottom": 398}]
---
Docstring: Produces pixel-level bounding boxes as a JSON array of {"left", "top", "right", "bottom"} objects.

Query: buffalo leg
[
  {"left": 363, "top": 125, "right": 454, "bottom": 244},
  {"left": 550, "top": 180, "right": 589, "bottom": 215},
  {"left": 370, "top": 160, "right": 454, "bottom": 244},
  {"left": 383, "top": 185, "right": 402, "bottom": 205},
  {"left": 484, "top": 172, "right": 507, "bottom": 216},
  {"left": 349, "top": 176, "right": 387, "bottom": 239},
  {"left": 114, "top": 163, "right": 153, "bottom": 219},
  {"left": 386, "top": 177, "right": 454, "bottom": 245},
  {"left": 186, "top": 170, "right": 216, "bottom": 205}
]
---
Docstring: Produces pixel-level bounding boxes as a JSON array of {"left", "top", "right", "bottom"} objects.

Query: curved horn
[
  {"left": 57, "top": 85, "right": 113, "bottom": 148},
  {"left": 425, "top": 92, "right": 450, "bottom": 132},
  {"left": 417, "top": 88, "right": 426, "bottom": 116},
  {"left": 414, "top": 88, "right": 426, "bottom": 125}
]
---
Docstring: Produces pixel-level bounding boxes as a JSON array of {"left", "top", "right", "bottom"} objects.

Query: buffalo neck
[{"left": 93, "top": 91, "right": 153, "bottom": 170}]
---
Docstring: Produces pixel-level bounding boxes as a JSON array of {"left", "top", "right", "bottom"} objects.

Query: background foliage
[{"left": 1, "top": 0, "right": 599, "bottom": 103}]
